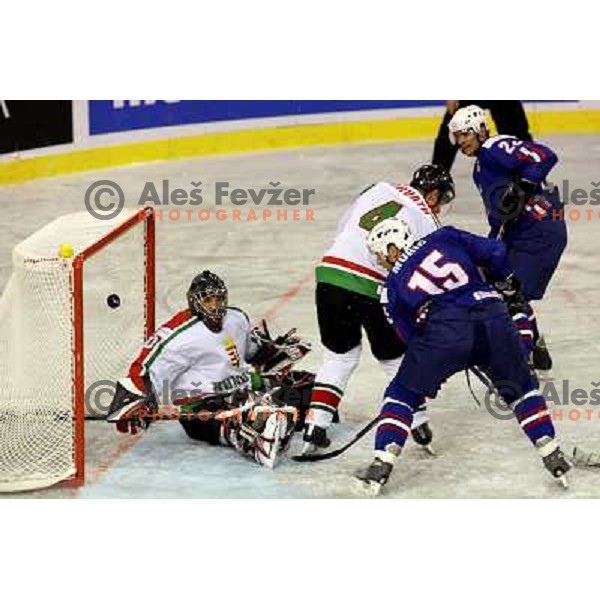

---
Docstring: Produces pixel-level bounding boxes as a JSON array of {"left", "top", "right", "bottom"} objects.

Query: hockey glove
[
  {"left": 250, "top": 321, "right": 311, "bottom": 374},
  {"left": 493, "top": 274, "right": 534, "bottom": 342},
  {"left": 107, "top": 378, "right": 157, "bottom": 435},
  {"left": 496, "top": 179, "right": 536, "bottom": 224}
]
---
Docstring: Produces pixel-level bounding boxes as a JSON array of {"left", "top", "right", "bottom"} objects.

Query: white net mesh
[{"left": 0, "top": 209, "right": 151, "bottom": 492}]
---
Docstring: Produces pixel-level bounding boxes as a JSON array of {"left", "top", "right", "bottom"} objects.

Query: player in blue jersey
[
  {"left": 447, "top": 105, "right": 567, "bottom": 371},
  {"left": 354, "top": 217, "right": 570, "bottom": 495}
]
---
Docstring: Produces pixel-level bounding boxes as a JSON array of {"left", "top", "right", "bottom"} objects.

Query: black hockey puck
[{"left": 107, "top": 294, "right": 121, "bottom": 309}]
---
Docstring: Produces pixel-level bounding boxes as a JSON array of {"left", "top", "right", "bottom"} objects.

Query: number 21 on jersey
[{"left": 408, "top": 250, "right": 468, "bottom": 295}]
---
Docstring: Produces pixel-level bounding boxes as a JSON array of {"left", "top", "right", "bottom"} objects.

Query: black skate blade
[{"left": 422, "top": 444, "right": 437, "bottom": 457}]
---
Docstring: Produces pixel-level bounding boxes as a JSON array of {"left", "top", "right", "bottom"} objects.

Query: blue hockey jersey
[
  {"left": 474, "top": 135, "right": 558, "bottom": 233},
  {"left": 382, "top": 226, "right": 512, "bottom": 342}
]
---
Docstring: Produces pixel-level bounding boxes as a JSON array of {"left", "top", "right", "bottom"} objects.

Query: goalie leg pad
[{"left": 252, "top": 407, "right": 296, "bottom": 468}]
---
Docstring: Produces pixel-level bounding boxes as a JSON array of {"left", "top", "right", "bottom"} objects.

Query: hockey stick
[
  {"left": 294, "top": 367, "right": 496, "bottom": 463},
  {"left": 292, "top": 415, "right": 381, "bottom": 462},
  {"left": 465, "top": 366, "right": 496, "bottom": 407},
  {"left": 470, "top": 366, "right": 495, "bottom": 392}
]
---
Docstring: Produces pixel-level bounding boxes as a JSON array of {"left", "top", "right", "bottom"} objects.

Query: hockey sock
[
  {"left": 513, "top": 302, "right": 536, "bottom": 356},
  {"left": 510, "top": 389, "right": 555, "bottom": 445},
  {"left": 375, "top": 398, "right": 413, "bottom": 451},
  {"left": 308, "top": 345, "right": 361, "bottom": 428},
  {"left": 528, "top": 304, "right": 540, "bottom": 344},
  {"left": 375, "top": 390, "right": 421, "bottom": 452}
]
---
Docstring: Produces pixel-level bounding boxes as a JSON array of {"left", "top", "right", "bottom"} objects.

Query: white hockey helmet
[
  {"left": 448, "top": 104, "right": 488, "bottom": 144},
  {"left": 367, "top": 217, "right": 415, "bottom": 260}
]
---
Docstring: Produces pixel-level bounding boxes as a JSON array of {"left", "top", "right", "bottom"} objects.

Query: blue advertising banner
[{"left": 88, "top": 100, "right": 445, "bottom": 135}]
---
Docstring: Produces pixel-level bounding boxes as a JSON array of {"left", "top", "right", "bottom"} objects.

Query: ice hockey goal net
[{"left": 0, "top": 208, "right": 155, "bottom": 492}]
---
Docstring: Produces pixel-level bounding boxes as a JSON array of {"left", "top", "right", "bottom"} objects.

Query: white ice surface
[{"left": 2, "top": 137, "right": 600, "bottom": 498}]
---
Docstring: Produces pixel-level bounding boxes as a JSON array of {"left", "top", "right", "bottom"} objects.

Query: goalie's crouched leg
[
  {"left": 178, "top": 417, "right": 223, "bottom": 445},
  {"left": 246, "top": 406, "right": 297, "bottom": 468}
]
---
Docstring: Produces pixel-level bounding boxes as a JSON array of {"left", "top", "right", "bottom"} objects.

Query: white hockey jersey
[
  {"left": 128, "top": 307, "right": 256, "bottom": 403},
  {"left": 316, "top": 182, "right": 440, "bottom": 298}
]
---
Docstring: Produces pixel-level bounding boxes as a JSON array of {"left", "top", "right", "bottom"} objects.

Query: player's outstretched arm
[{"left": 445, "top": 226, "right": 512, "bottom": 282}]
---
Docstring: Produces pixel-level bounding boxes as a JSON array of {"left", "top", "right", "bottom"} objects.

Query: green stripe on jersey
[
  {"left": 316, "top": 265, "right": 381, "bottom": 299},
  {"left": 144, "top": 317, "right": 200, "bottom": 371}
]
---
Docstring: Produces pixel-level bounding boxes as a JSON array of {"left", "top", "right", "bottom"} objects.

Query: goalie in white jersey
[
  {"left": 303, "top": 164, "right": 455, "bottom": 454},
  {"left": 107, "top": 270, "right": 313, "bottom": 468}
]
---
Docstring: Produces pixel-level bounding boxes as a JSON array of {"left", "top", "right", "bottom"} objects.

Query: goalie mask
[
  {"left": 367, "top": 217, "right": 415, "bottom": 266},
  {"left": 187, "top": 270, "right": 228, "bottom": 332}
]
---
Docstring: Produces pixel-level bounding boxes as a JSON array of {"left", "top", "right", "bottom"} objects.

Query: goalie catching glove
[{"left": 250, "top": 320, "right": 311, "bottom": 374}]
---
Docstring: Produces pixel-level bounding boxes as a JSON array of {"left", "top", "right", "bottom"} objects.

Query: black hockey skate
[
  {"left": 354, "top": 458, "right": 394, "bottom": 496},
  {"left": 536, "top": 437, "right": 571, "bottom": 487},
  {"left": 532, "top": 335, "right": 553, "bottom": 371},
  {"left": 411, "top": 422, "right": 436, "bottom": 456},
  {"left": 302, "top": 424, "right": 331, "bottom": 455}
]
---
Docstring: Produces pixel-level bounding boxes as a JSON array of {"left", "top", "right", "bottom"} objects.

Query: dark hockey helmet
[
  {"left": 187, "top": 270, "right": 228, "bottom": 332},
  {"left": 410, "top": 163, "right": 455, "bottom": 205}
]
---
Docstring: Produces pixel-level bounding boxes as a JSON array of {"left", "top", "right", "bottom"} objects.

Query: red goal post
[
  {"left": 0, "top": 207, "right": 155, "bottom": 492},
  {"left": 70, "top": 207, "right": 155, "bottom": 487}
]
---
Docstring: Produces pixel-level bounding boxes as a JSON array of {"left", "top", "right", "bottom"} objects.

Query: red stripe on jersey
[
  {"left": 128, "top": 309, "right": 195, "bottom": 393},
  {"left": 321, "top": 256, "right": 385, "bottom": 281},
  {"left": 310, "top": 388, "right": 342, "bottom": 408},
  {"left": 162, "top": 309, "right": 194, "bottom": 330}
]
